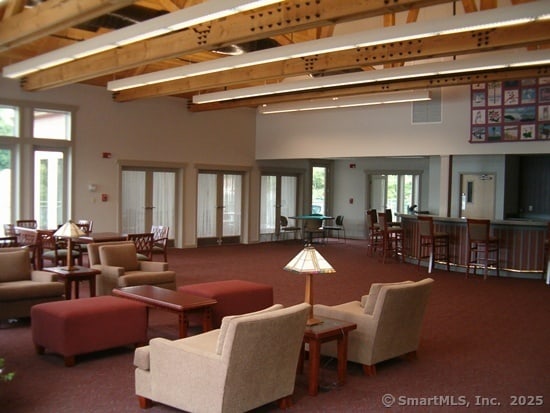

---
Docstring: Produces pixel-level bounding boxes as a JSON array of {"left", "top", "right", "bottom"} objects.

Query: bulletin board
[{"left": 470, "top": 77, "right": 550, "bottom": 143}]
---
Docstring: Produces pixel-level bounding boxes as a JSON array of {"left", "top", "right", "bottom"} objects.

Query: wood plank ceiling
[{"left": 0, "top": 0, "right": 549, "bottom": 112}]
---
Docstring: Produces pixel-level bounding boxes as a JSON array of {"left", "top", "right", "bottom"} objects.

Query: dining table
[{"left": 289, "top": 215, "right": 334, "bottom": 243}]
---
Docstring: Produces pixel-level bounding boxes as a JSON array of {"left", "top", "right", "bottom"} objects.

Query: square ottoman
[
  {"left": 31, "top": 295, "right": 148, "bottom": 366},
  {"left": 178, "top": 280, "right": 274, "bottom": 328}
]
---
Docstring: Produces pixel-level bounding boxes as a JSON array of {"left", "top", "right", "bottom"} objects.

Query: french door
[
  {"left": 197, "top": 171, "right": 242, "bottom": 246},
  {"left": 260, "top": 174, "right": 298, "bottom": 241},
  {"left": 121, "top": 168, "right": 176, "bottom": 237},
  {"left": 34, "top": 149, "right": 66, "bottom": 229}
]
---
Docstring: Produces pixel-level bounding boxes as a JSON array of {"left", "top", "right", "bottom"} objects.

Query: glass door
[
  {"left": 197, "top": 171, "right": 242, "bottom": 246},
  {"left": 260, "top": 174, "right": 298, "bottom": 241},
  {"left": 34, "top": 149, "right": 65, "bottom": 229},
  {"left": 121, "top": 168, "right": 176, "bottom": 237}
]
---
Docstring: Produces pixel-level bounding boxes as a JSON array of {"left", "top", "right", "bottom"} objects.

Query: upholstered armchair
[
  {"left": 134, "top": 303, "right": 310, "bottom": 413},
  {"left": 314, "top": 278, "right": 434, "bottom": 376},
  {"left": 0, "top": 247, "right": 65, "bottom": 320},
  {"left": 87, "top": 242, "right": 176, "bottom": 296}
]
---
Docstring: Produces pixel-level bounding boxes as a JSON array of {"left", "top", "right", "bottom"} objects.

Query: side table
[
  {"left": 299, "top": 316, "right": 357, "bottom": 396},
  {"left": 44, "top": 266, "right": 100, "bottom": 299}
]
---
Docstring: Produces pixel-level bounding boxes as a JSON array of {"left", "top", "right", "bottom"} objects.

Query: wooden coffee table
[
  {"left": 112, "top": 285, "right": 217, "bottom": 338},
  {"left": 299, "top": 316, "right": 357, "bottom": 396},
  {"left": 44, "top": 265, "right": 100, "bottom": 299}
]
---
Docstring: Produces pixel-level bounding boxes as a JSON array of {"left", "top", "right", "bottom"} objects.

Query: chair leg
[
  {"left": 138, "top": 396, "right": 153, "bottom": 409},
  {"left": 362, "top": 364, "right": 376, "bottom": 376},
  {"left": 277, "top": 395, "right": 294, "bottom": 409}
]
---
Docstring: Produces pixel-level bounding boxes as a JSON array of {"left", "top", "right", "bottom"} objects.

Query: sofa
[
  {"left": 87, "top": 241, "right": 176, "bottom": 296},
  {"left": 0, "top": 247, "right": 65, "bottom": 320}
]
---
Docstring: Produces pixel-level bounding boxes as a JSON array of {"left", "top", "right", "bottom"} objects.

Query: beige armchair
[
  {"left": 87, "top": 242, "right": 176, "bottom": 296},
  {"left": 314, "top": 278, "right": 434, "bottom": 376},
  {"left": 0, "top": 247, "right": 65, "bottom": 320},
  {"left": 134, "top": 303, "right": 310, "bottom": 413}
]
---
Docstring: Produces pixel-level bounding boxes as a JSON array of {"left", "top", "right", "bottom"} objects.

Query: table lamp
[
  {"left": 54, "top": 220, "right": 85, "bottom": 271},
  {"left": 284, "top": 244, "right": 335, "bottom": 326}
]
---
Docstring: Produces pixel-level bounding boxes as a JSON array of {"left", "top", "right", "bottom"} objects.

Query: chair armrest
[
  {"left": 314, "top": 302, "right": 375, "bottom": 333},
  {"left": 139, "top": 261, "right": 168, "bottom": 271},
  {"left": 147, "top": 335, "right": 225, "bottom": 402},
  {"left": 31, "top": 270, "right": 57, "bottom": 282},
  {"left": 96, "top": 265, "right": 125, "bottom": 277}
]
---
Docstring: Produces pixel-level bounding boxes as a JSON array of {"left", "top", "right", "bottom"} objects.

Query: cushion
[
  {"left": 99, "top": 244, "right": 140, "bottom": 271},
  {"left": 364, "top": 281, "right": 413, "bottom": 315},
  {"left": 0, "top": 249, "right": 31, "bottom": 282},
  {"left": 215, "top": 304, "right": 283, "bottom": 354}
]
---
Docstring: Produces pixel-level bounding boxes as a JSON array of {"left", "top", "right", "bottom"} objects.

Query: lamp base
[{"left": 306, "top": 317, "right": 323, "bottom": 326}]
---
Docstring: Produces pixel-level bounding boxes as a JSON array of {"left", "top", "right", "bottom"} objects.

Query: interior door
[
  {"left": 121, "top": 168, "right": 176, "bottom": 237},
  {"left": 369, "top": 174, "right": 387, "bottom": 212},
  {"left": 260, "top": 174, "right": 298, "bottom": 241},
  {"left": 197, "top": 171, "right": 242, "bottom": 246},
  {"left": 460, "top": 173, "right": 495, "bottom": 219}
]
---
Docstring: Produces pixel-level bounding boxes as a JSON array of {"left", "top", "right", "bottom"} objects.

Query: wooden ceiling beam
[
  {"left": 0, "top": 0, "right": 137, "bottom": 51},
  {"left": 20, "top": 0, "right": 455, "bottom": 91},
  {"left": 188, "top": 66, "right": 550, "bottom": 112},
  {"left": 112, "top": 21, "right": 550, "bottom": 102}
]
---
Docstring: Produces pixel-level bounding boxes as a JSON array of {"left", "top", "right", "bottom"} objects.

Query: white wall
[
  {"left": 1, "top": 77, "right": 257, "bottom": 247},
  {"left": 256, "top": 85, "right": 550, "bottom": 159}
]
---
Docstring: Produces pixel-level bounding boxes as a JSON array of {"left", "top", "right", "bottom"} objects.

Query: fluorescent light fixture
[
  {"left": 193, "top": 49, "right": 550, "bottom": 104},
  {"left": 258, "top": 90, "right": 431, "bottom": 114},
  {"left": 107, "top": 2, "right": 550, "bottom": 92},
  {"left": 2, "top": 0, "right": 284, "bottom": 79}
]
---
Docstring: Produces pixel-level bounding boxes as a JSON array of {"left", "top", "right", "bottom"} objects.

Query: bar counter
[{"left": 398, "top": 214, "right": 548, "bottom": 278}]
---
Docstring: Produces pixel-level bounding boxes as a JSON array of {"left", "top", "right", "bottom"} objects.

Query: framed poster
[{"left": 470, "top": 77, "right": 550, "bottom": 143}]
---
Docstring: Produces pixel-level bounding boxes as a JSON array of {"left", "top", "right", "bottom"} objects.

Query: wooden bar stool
[
  {"left": 377, "top": 212, "right": 404, "bottom": 263},
  {"left": 366, "top": 209, "right": 382, "bottom": 256},
  {"left": 417, "top": 215, "right": 450, "bottom": 273},
  {"left": 466, "top": 218, "right": 500, "bottom": 280}
]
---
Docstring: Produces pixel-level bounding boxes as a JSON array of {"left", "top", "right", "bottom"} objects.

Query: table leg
[
  {"left": 307, "top": 339, "right": 321, "bottom": 396},
  {"left": 202, "top": 308, "right": 213, "bottom": 332},
  {"left": 89, "top": 276, "right": 96, "bottom": 297},
  {"left": 64, "top": 280, "right": 71, "bottom": 300},
  {"left": 336, "top": 332, "right": 349, "bottom": 386},
  {"left": 74, "top": 280, "right": 80, "bottom": 299},
  {"left": 178, "top": 313, "right": 189, "bottom": 338}
]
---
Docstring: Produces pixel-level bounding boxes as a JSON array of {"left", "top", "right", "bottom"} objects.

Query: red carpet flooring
[{"left": 1, "top": 240, "right": 549, "bottom": 412}]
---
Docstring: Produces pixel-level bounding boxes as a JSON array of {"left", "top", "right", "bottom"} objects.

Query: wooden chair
[
  {"left": 37, "top": 229, "right": 81, "bottom": 270},
  {"left": 151, "top": 225, "right": 169, "bottom": 262},
  {"left": 323, "top": 215, "right": 346, "bottom": 242},
  {"left": 417, "top": 215, "right": 450, "bottom": 273},
  {"left": 14, "top": 226, "right": 39, "bottom": 268},
  {"left": 127, "top": 232, "right": 154, "bottom": 261},
  {"left": 278, "top": 216, "right": 301, "bottom": 241},
  {"left": 0, "top": 236, "right": 18, "bottom": 247},
  {"left": 466, "top": 218, "right": 500, "bottom": 280},
  {"left": 3, "top": 224, "right": 16, "bottom": 237},
  {"left": 377, "top": 212, "right": 404, "bottom": 263},
  {"left": 76, "top": 219, "right": 93, "bottom": 234},
  {"left": 16, "top": 219, "right": 37, "bottom": 229},
  {"left": 366, "top": 209, "right": 382, "bottom": 256}
]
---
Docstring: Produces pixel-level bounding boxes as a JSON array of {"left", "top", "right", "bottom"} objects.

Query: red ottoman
[
  {"left": 31, "top": 296, "right": 148, "bottom": 367},
  {"left": 178, "top": 280, "right": 274, "bottom": 328}
]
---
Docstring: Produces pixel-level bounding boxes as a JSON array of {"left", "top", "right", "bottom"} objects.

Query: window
[
  {"left": 0, "top": 100, "right": 74, "bottom": 230},
  {"left": 369, "top": 173, "right": 420, "bottom": 218},
  {"left": 312, "top": 165, "right": 328, "bottom": 215},
  {"left": 33, "top": 109, "right": 71, "bottom": 140},
  {"left": 0, "top": 105, "right": 18, "bottom": 137}
]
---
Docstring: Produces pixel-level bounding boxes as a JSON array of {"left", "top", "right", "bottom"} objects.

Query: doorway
[
  {"left": 121, "top": 168, "right": 177, "bottom": 238},
  {"left": 460, "top": 173, "right": 495, "bottom": 219},
  {"left": 260, "top": 174, "right": 299, "bottom": 241},
  {"left": 197, "top": 171, "right": 242, "bottom": 246}
]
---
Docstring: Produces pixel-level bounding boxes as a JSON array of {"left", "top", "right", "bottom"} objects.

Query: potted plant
[{"left": 0, "top": 358, "right": 14, "bottom": 382}]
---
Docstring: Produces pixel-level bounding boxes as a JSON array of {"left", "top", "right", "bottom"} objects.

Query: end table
[{"left": 44, "top": 266, "right": 100, "bottom": 299}]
